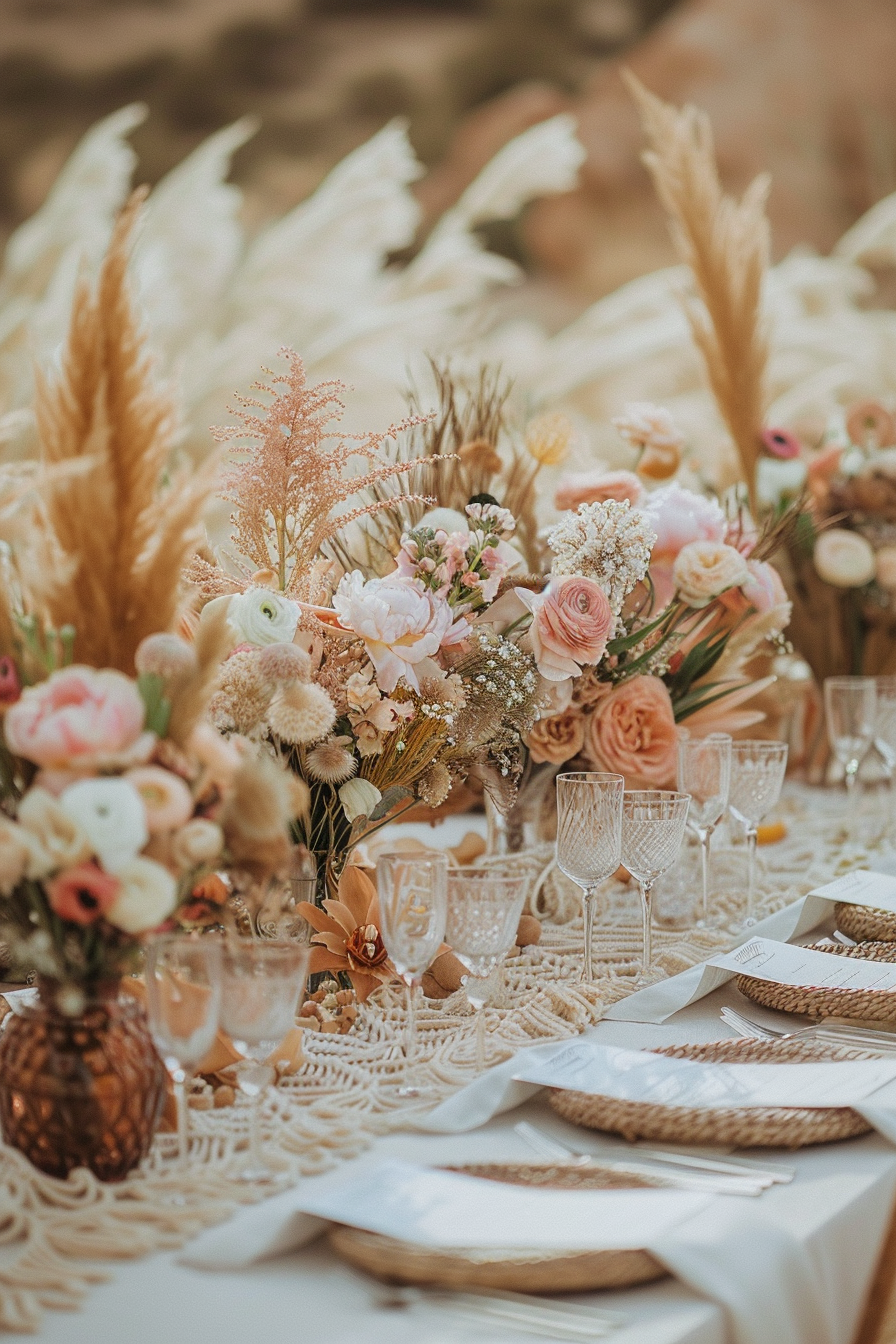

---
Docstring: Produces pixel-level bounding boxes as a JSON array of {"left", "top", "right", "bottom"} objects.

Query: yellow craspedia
[{"left": 525, "top": 412, "right": 573, "bottom": 466}]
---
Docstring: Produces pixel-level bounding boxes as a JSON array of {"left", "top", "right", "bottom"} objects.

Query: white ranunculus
[
  {"left": 228, "top": 587, "right": 300, "bottom": 647},
  {"left": 17, "top": 787, "right": 92, "bottom": 875},
  {"left": 756, "top": 457, "right": 808, "bottom": 508},
  {"left": 169, "top": 818, "right": 224, "bottom": 871},
  {"left": 106, "top": 856, "right": 178, "bottom": 934},
  {"left": 338, "top": 778, "right": 382, "bottom": 823},
  {"left": 814, "top": 529, "right": 876, "bottom": 588},
  {"left": 59, "top": 778, "right": 148, "bottom": 871},
  {"left": 417, "top": 507, "right": 469, "bottom": 534}
]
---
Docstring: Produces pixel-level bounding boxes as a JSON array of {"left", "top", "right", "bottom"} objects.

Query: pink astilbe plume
[{"left": 210, "top": 349, "right": 432, "bottom": 598}]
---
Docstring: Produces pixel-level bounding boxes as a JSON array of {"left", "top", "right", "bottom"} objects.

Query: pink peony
[
  {"left": 5, "top": 666, "right": 148, "bottom": 769},
  {"left": 516, "top": 577, "right": 614, "bottom": 681},
  {"left": 46, "top": 862, "right": 120, "bottom": 926},
  {"left": 585, "top": 676, "right": 678, "bottom": 788},
  {"left": 331, "top": 573, "right": 468, "bottom": 693},
  {"left": 554, "top": 470, "right": 644, "bottom": 512}
]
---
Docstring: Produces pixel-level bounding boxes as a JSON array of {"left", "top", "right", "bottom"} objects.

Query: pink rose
[
  {"left": 5, "top": 666, "right": 149, "bottom": 770},
  {"left": 641, "top": 484, "right": 727, "bottom": 608},
  {"left": 585, "top": 676, "right": 677, "bottom": 788},
  {"left": 554, "top": 470, "right": 644, "bottom": 512},
  {"left": 46, "top": 862, "right": 120, "bottom": 926},
  {"left": 527, "top": 710, "right": 586, "bottom": 765},
  {"left": 517, "top": 577, "right": 614, "bottom": 681}
]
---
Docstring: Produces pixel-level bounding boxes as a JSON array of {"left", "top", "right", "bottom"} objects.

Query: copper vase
[{"left": 0, "top": 979, "right": 167, "bottom": 1182}]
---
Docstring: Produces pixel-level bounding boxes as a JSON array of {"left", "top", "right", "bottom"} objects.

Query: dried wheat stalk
[
  {"left": 32, "top": 189, "right": 215, "bottom": 671},
  {"left": 626, "top": 73, "right": 770, "bottom": 502}
]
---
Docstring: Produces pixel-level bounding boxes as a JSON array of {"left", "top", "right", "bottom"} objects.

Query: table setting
[{"left": 6, "top": 73, "right": 896, "bottom": 1344}]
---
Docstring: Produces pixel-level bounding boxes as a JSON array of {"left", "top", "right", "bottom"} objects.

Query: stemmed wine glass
[
  {"left": 220, "top": 940, "right": 309, "bottom": 1183},
  {"left": 677, "top": 731, "right": 732, "bottom": 927},
  {"left": 728, "top": 740, "right": 789, "bottom": 925},
  {"left": 145, "top": 934, "right": 223, "bottom": 1166},
  {"left": 556, "top": 772, "right": 624, "bottom": 983},
  {"left": 824, "top": 676, "right": 876, "bottom": 839},
  {"left": 445, "top": 869, "right": 526, "bottom": 1071},
  {"left": 875, "top": 677, "right": 896, "bottom": 833},
  {"left": 621, "top": 791, "right": 690, "bottom": 980},
  {"left": 376, "top": 851, "right": 447, "bottom": 1098}
]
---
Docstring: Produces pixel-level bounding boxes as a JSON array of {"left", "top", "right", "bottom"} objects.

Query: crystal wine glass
[
  {"left": 145, "top": 934, "right": 222, "bottom": 1166},
  {"left": 875, "top": 677, "right": 896, "bottom": 833},
  {"left": 220, "top": 940, "right": 309, "bottom": 1183},
  {"left": 445, "top": 868, "right": 527, "bottom": 1071},
  {"left": 677, "top": 731, "right": 732, "bottom": 927},
  {"left": 621, "top": 791, "right": 690, "bottom": 980},
  {"left": 376, "top": 851, "right": 448, "bottom": 1098},
  {"left": 825, "top": 676, "right": 876, "bottom": 838},
  {"left": 556, "top": 772, "right": 624, "bottom": 982},
  {"left": 728, "top": 740, "right": 789, "bottom": 925}
]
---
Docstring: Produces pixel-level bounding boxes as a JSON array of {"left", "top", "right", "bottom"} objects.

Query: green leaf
[
  {"left": 137, "top": 673, "right": 171, "bottom": 737},
  {"left": 606, "top": 607, "right": 676, "bottom": 656}
]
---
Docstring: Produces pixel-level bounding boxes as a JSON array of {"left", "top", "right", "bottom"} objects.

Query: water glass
[
  {"left": 621, "top": 791, "right": 690, "bottom": 979},
  {"left": 145, "top": 934, "right": 223, "bottom": 1166},
  {"left": 220, "top": 940, "right": 309, "bottom": 1182},
  {"left": 677, "top": 731, "right": 731, "bottom": 927},
  {"left": 875, "top": 678, "right": 896, "bottom": 829},
  {"left": 445, "top": 869, "right": 527, "bottom": 1071},
  {"left": 377, "top": 851, "right": 448, "bottom": 1098},
  {"left": 824, "top": 676, "right": 876, "bottom": 837},
  {"left": 728, "top": 740, "right": 789, "bottom": 924},
  {"left": 556, "top": 772, "right": 624, "bottom": 983}
]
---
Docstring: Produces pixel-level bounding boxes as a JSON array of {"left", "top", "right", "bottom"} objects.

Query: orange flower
[{"left": 297, "top": 867, "right": 396, "bottom": 1001}]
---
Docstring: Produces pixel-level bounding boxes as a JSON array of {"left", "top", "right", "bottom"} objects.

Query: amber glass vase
[{"left": 0, "top": 978, "right": 167, "bottom": 1182}]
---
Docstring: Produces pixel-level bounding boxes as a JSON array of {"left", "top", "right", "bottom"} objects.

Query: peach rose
[
  {"left": 586, "top": 676, "right": 677, "bottom": 788},
  {"left": 516, "top": 577, "right": 614, "bottom": 681},
  {"left": 528, "top": 710, "right": 586, "bottom": 765},
  {"left": 554, "top": 470, "right": 644, "bottom": 512},
  {"left": 673, "top": 541, "right": 750, "bottom": 609},
  {"left": 5, "top": 666, "right": 149, "bottom": 770}
]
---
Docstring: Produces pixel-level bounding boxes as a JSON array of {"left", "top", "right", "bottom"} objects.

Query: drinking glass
[
  {"left": 875, "top": 678, "right": 896, "bottom": 830},
  {"left": 728, "top": 740, "right": 789, "bottom": 924},
  {"left": 376, "top": 851, "right": 448, "bottom": 1098},
  {"left": 145, "top": 934, "right": 222, "bottom": 1166},
  {"left": 621, "top": 791, "right": 690, "bottom": 979},
  {"left": 677, "top": 731, "right": 731, "bottom": 927},
  {"left": 556, "top": 772, "right": 624, "bottom": 983},
  {"left": 825, "top": 676, "right": 876, "bottom": 837},
  {"left": 220, "top": 940, "right": 309, "bottom": 1182},
  {"left": 445, "top": 869, "right": 527, "bottom": 1071}
]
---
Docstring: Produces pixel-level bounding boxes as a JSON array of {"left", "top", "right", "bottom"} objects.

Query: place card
[
  {"left": 709, "top": 937, "right": 896, "bottom": 992},
  {"left": 512, "top": 1039, "right": 896, "bottom": 1108},
  {"left": 294, "top": 1156, "right": 710, "bottom": 1250},
  {"left": 808, "top": 870, "right": 896, "bottom": 913}
]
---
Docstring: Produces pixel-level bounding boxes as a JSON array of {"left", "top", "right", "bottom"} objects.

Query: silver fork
[
  {"left": 513, "top": 1122, "right": 770, "bottom": 1195},
  {"left": 373, "top": 1284, "right": 625, "bottom": 1339},
  {"left": 720, "top": 1006, "right": 896, "bottom": 1052}
]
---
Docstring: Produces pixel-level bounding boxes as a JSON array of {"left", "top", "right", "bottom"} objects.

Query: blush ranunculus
[
  {"left": 4, "top": 666, "right": 149, "bottom": 770},
  {"left": 516, "top": 577, "right": 614, "bottom": 682},
  {"left": 554, "top": 470, "right": 644, "bottom": 512},
  {"left": 125, "top": 766, "right": 194, "bottom": 833},
  {"left": 527, "top": 709, "right": 586, "bottom": 764},
  {"left": 640, "top": 484, "right": 727, "bottom": 608},
  {"left": 586, "top": 675, "right": 678, "bottom": 788},
  {"left": 673, "top": 541, "right": 750, "bottom": 608},
  {"left": 46, "top": 862, "right": 120, "bottom": 926}
]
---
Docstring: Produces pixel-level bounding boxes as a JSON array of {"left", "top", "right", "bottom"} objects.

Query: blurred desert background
[{"left": 4, "top": 0, "right": 896, "bottom": 303}]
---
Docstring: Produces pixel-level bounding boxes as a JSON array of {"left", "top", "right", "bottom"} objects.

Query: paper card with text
[
  {"left": 808, "top": 870, "right": 896, "bottom": 912},
  {"left": 709, "top": 936, "right": 896, "bottom": 992},
  {"left": 295, "top": 1157, "right": 710, "bottom": 1249},
  {"left": 512, "top": 1038, "right": 896, "bottom": 1109}
]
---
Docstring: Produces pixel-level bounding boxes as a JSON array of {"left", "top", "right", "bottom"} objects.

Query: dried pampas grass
[
  {"left": 166, "top": 603, "right": 233, "bottom": 746},
  {"left": 626, "top": 73, "right": 770, "bottom": 504},
  {"left": 32, "top": 188, "right": 215, "bottom": 672}
]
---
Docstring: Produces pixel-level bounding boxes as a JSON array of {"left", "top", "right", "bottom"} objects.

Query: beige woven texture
[{"left": 0, "top": 783, "right": 886, "bottom": 1330}]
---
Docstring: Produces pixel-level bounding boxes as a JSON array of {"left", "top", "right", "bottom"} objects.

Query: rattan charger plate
[
  {"left": 327, "top": 1162, "right": 667, "bottom": 1293},
  {"left": 548, "top": 1036, "right": 872, "bottom": 1149},
  {"left": 735, "top": 940, "right": 896, "bottom": 1022},
  {"left": 836, "top": 903, "right": 896, "bottom": 944}
]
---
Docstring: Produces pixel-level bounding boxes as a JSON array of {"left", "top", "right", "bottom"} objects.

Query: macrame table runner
[{"left": 0, "top": 783, "right": 878, "bottom": 1332}]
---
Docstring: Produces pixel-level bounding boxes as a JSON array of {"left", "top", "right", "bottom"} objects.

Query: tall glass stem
[
  {"left": 173, "top": 1070, "right": 188, "bottom": 1166},
  {"left": 474, "top": 1002, "right": 487, "bottom": 1071},
  {"left": 247, "top": 1086, "right": 267, "bottom": 1176},
  {"left": 397, "top": 977, "right": 422, "bottom": 1096},
  {"left": 639, "top": 880, "right": 654, "bottom": 977},
  {"left": 581, "top": 885, "right": 598, "bottom": 984},
  {"left": 745, "top": 827, "right": 758, "bottom": 924},
  {"left": 845, "top": 762, "right": 860, "bottom": 839},
  {"left": 696, "top": 827, "right": 711, "bottom": 926}
]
